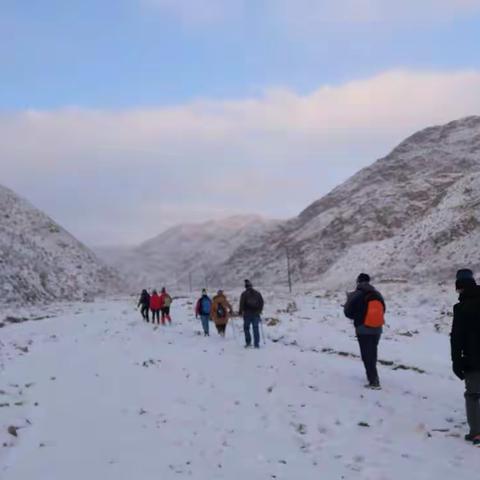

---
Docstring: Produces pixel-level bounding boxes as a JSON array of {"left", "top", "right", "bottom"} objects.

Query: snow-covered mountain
[
  {"left": 95, "top": 215, "right": 278, "bottom": 291},
  {"left": 218, "top": 116, "right": 480, "bottom": 287},
  {"left": 98, "top": 116, "right": 480, "bottom": 291},
  {"left": 0, "top": 184, "right": 122, "bottom": 303}
]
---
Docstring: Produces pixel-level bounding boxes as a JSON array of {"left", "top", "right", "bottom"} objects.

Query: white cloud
[{"left": 2, "top": 69, "right": 480, "bottom": 245}]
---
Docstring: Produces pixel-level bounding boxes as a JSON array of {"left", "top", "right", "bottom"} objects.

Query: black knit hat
[
  {"left": 244, "top": 279, "right": 253, "bottom": 289},
  {"left": 456, "top": 269, "right": 476, "bottom": 290},
  {"left": 357, "top": 273, "right": 371, "bottom": 284}
]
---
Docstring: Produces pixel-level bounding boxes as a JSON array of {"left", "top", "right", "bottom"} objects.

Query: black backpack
[
  {"left": 217, "top": 303, "right": 226, "bottom": 318},
  {"left": 244, "top": 290, "right": 262, "bottom": 311}
]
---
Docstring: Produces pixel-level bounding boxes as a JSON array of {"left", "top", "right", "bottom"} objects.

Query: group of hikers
[
  {"left": 136, "top": 269, "right": 480, "bottom": 447},
  {"left": 138, "top": 279, "right": 264, "bottom": 347},
  {"left": 194, "top": 280, "right": 264, "bottom": 347},
  {"left": 137, "top": 287, "right": 173, "bottom": 325}
]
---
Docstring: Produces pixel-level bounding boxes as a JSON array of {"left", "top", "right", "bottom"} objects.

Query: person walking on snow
[
  {"left": 137, "top": 289, "right": 150, "bottom": 322},
  {"left": 344, "top": 273, "right": 385, "bottom": 390},
  {"left": 211, "top": 290, "right": 233, "bottom": 337},
  {"left": 239, "top": 280, "right": 264, "bottom": 348},
  {"left": 159, "top": 287, "right": 173, "bottom": 325},
  {"left": 150, "top": 290, "right": 162, "bottom": 325},
  {"left": 450, "top": 269, "right": 480, "bottom": 446},
  {"left": 195, "top": 289, "right": 212, "bottom": 336}
]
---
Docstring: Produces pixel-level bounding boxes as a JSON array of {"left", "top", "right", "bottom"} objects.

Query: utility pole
[{"left": 286, "top": 246, "right": 292, "bottom": 294}]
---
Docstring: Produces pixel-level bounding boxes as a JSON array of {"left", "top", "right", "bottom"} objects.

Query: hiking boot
[
  {"left": 473, "top": 435, "right": 480, "bottom": 446},
  {"left": 465, "top": 433, "right": 475, "bottom": 442},
  {"left": 365, "top": 381, "right": 381, "bottom": 390}
]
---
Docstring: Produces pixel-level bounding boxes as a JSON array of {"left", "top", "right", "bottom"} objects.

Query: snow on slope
[
  {"left": 96, "top": 215, "right": 278, "bottom": 291},
  {"left": 0, "top": 286, "right": 477, "bottom": 479},
  {"left": 219, "top": 116, "right": 480, "bottom": 287},
  {"left": 0, "top": 184, "right": 122, "bottom": 303},
  {"left": 321, "top": 171, "right": 480, "bottom": 286}
]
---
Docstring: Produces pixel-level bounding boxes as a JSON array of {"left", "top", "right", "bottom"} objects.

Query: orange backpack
[{"left": 364, "top": 299, "right": 385, "bottom": 328}]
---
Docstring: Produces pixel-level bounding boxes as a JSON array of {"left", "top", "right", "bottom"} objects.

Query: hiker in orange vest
[{"left": 344, "top": 273, "right": 386, "bottom": 390}]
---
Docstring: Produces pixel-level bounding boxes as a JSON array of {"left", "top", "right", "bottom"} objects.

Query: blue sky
[
  {"left": 2, "top": 0, "right": 480, "bottom": 110},
  {"left": 2, "top": 1, "right": 480, "bottom": 245}
]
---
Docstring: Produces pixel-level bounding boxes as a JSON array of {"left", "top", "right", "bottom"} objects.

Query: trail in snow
[{"left": 0, "top": 291, "right": 477, "bottom": 479}]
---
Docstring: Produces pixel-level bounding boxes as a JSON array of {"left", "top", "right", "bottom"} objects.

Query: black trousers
[
  {"left": 216, "top": 324, "right": 226, "bottom": 335},
  {"left": 140, "top": 304, "right": 149, "bottom": 321},
  {"left": 151, "top": 309, "right": 160, "bottom": 323},
  {"left": 357, "top": 334, "right": 381, "bottom": 384}
]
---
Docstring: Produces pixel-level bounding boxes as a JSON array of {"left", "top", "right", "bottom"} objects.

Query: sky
[{"left": 1, "top": 0, "right": 480, "bottom": 246}]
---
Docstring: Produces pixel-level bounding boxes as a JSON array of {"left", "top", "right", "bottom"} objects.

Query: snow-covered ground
[{"left": 0, "top": 286, "right": 478, "bottom": 479}]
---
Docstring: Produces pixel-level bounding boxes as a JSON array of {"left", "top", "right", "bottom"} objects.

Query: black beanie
[
  {"left": 357, "top": 273, "right": 370, "bottom": 284},
  {"left": 244, "top": 279, "right": 253, "bottom": 289},
  {"left": 456, "top": 269, "right": 476, "bottom": 290}
]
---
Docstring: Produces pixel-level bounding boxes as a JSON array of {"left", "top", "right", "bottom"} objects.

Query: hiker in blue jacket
[{"left": 195, "top": 289, "right": 212, "bottom": 336}]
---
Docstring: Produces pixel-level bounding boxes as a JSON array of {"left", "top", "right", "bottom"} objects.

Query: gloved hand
[{"left": 453, "top": 361, "right": 465, "bottom": 380}]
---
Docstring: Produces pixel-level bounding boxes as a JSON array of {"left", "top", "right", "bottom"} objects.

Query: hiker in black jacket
[
  {"left": 451, "top": 269, "right": 480, "bottom": 445},
  {"left": 344, "top": 273, "right": 386, "bottom": 389},
  {"left": 137, "top": 289, "right": 150, "bottom": 322},
  {"left": 239, "top": 279, "right": 264, "bottom": 348}
]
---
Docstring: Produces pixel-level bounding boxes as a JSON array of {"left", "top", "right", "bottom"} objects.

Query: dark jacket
[
  {"left": 239, "top": 287, "right": 264, "bottom": 316},
  {"left": 138, "top": 290, "right": 150, "bottom": 307},
  {"left": 344, "top": 282, "right": 386, "bottom": 332},
  {"left": 451, "top": 285, "right": 480, "bottom": 372}
]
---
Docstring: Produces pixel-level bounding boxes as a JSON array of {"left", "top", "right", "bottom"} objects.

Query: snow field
[{"left": 0, "top": 288, "right": 478, "bottom": 479}]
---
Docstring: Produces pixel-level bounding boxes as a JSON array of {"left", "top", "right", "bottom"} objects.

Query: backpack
[
  {"left": 163, "top": 295, "right": 172, "bottom": 307},
  {"left": 244, "top": 290, "right": 262, "bottom": 311},
  {"left": 216, "top": 303, "right": 226, "bottom": 318},
  {"left": 364, "top": 299, "right": 385, "bottom": 328},
  {"left": 200, "top": 297, "right": 212, "bottom": 315}
]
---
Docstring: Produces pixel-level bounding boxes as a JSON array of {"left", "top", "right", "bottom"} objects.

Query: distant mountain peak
[{"left": 97, "top": 116, "right": 480, "bottom": 290}]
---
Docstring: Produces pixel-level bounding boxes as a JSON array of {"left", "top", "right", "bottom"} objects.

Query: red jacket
[{"left": 150, "top": 293, "right": 162, "bottom": 310}]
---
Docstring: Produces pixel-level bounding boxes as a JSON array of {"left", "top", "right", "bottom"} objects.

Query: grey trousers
[{"left": 465, "top": 371, "right": 480, "bottom": 437}]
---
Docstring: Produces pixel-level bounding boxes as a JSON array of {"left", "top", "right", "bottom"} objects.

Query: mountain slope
[
  {"left": 219, "top": 116, "right": 480, "bottom": 286},
  {"left": 96, "top": 215, "right": 278, "bottom": 291},
  {"left": 0, "top": 185, "right": 122, "bottom": 303}
]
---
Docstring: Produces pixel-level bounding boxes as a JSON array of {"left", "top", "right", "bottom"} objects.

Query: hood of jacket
[{"left": 459, "top": 285, "right": 480, "bottom": 303}]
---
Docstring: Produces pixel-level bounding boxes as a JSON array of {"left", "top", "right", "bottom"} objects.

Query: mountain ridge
[{"left": 0, "top": 184, "right": 123, "bottom": 303}]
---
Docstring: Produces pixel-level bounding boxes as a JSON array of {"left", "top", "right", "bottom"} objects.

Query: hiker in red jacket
[
  {"left": 159, "top": 287, "right": 173, "bottom": 325},
  {"left": 150, "top": 290, "right": 162, "bottom": 324}
]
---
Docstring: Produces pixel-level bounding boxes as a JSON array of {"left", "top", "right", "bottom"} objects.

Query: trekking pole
[
  {"left": 230, "top": 316, "right": 237, "bottom": 340},
  {"left": 260, "top": 318, "right": 266, "bottom": 345}
]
